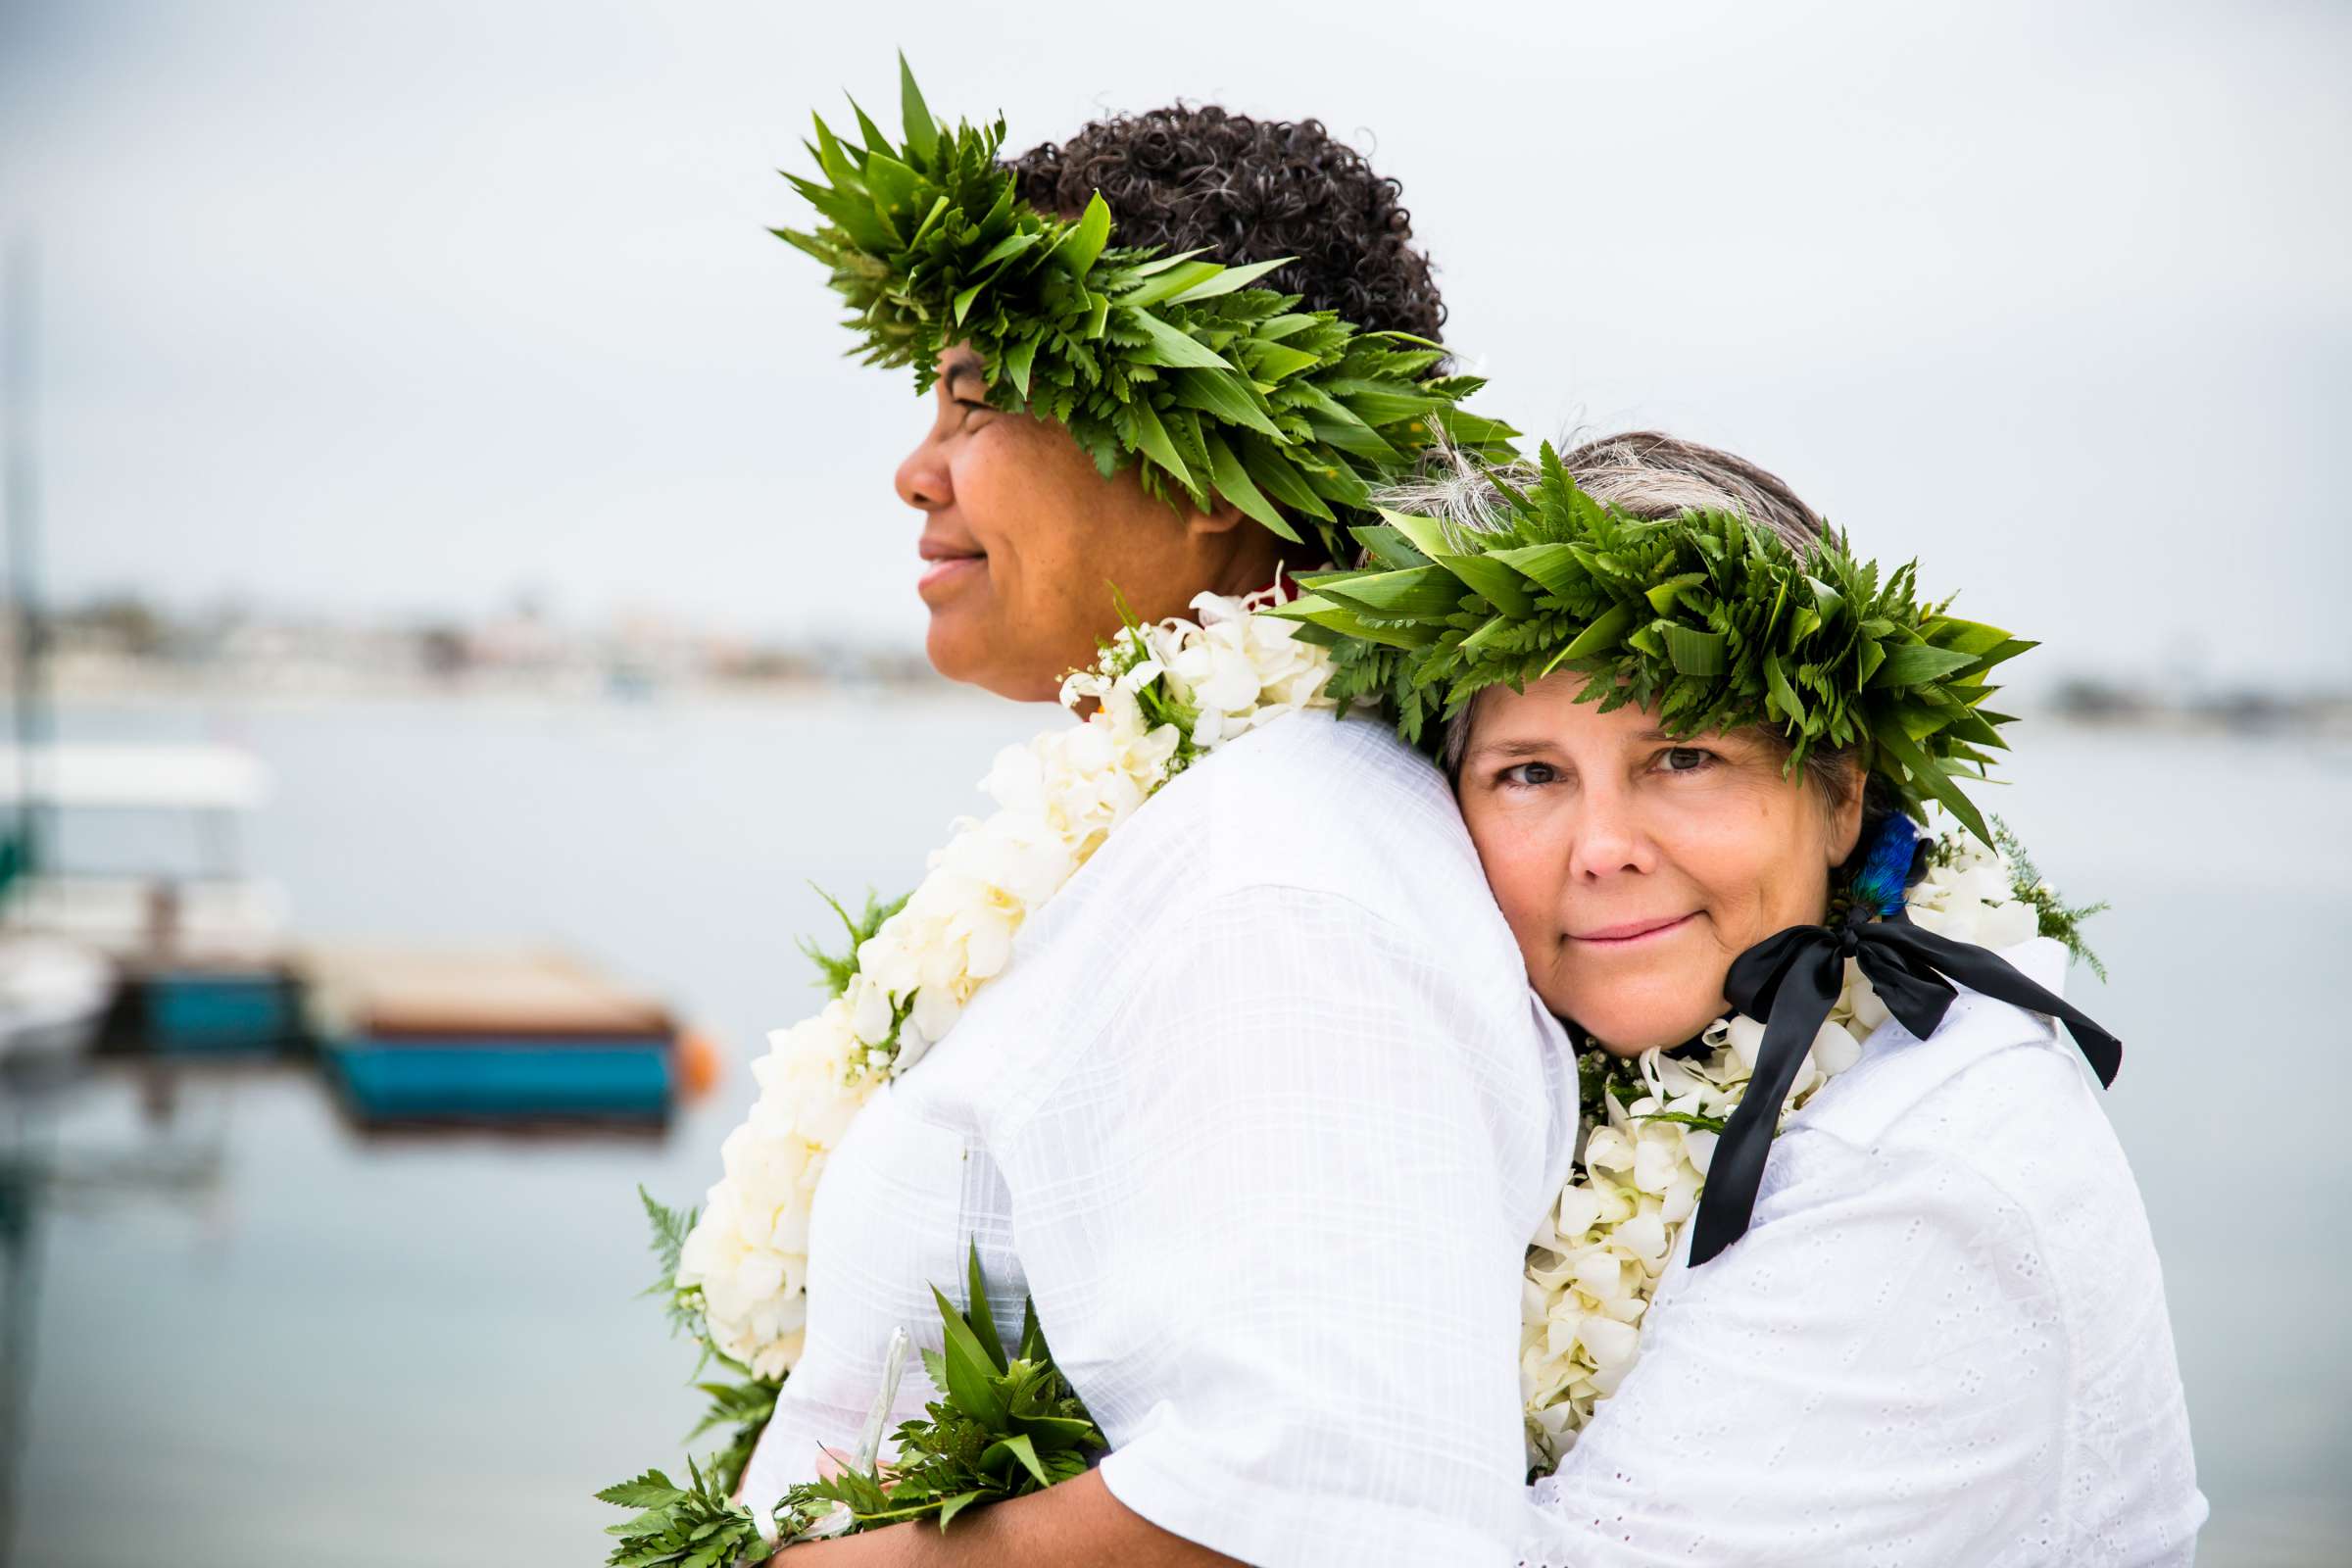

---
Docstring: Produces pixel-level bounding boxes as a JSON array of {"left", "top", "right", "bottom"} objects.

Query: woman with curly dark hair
[{"left": 721, "top": 86, "right": 1566, "bottom": 1567}]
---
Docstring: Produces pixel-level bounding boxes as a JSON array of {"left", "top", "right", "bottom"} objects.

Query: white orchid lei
[
  {"left": 672, "top": 584, "right": 1336, "bottom": 1385},
  {"left": 1518, "top": 821, "right": 2105, "bottom": 1470}
]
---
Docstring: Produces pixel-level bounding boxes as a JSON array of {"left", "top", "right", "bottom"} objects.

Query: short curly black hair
[{"left": 1007, "top": 104, "right": 1446, "bottom": 342}]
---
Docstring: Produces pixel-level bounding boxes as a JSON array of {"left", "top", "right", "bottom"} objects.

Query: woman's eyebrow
[
  {"left": 1466, "top": 737, "right": 1557, "bottom": 761},
  {"left": 942, "top": 361, "right": 979, "bottom": 396},
  {"left": 1639, "top": 724, "right": 1740, "bottom": 749}
]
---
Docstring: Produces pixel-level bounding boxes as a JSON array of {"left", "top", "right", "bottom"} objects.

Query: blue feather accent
[{"left": 1848, "top": 812, "right": 1920, "bottom": 919}]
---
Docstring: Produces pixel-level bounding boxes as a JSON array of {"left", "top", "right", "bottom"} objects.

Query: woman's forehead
[
  {"left": 1470, "top": 676, "right": 1754, "bottom": 752},
  {"left": 1476, "top": 674, "right": 1631, "bottom": 734}
]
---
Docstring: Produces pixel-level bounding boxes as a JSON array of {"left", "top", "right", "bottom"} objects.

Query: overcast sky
[{"left": 3, "top": 0, "right": 2346, "bottom": 688}]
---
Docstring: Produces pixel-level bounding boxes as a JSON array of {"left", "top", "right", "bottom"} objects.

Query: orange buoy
[{"left": 675, "top": 1028, "right": 722, "bottom": 1100}]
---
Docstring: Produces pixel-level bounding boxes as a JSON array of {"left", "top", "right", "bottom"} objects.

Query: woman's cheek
[
  {"left": 1466, "top": 803, "right": 1538, "bottom": 930},
  {"left": 1498, "top": 856, "right": 1551, "bottom": 943},
  {"left": 1510, "top": 815, "right": 1575, "bottom": 940},
  {"left": 948, "top": 436, "right": 1009, "bottom": 539}
]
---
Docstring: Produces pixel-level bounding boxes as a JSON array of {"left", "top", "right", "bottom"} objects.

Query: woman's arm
[
  {"left": 773, "top": 877, "right": 1554, "bottom": 1566},
  {"left": 770, "top": 1472, "right": 1238, "bottom": 1568},
  {"left": 988, "top": 882, "right": 1552, "bottom": 1566}
]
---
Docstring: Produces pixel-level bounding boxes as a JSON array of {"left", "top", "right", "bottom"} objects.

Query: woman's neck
[{"left": 1203, "top": 534, "right": 1308, "bottom": 602}]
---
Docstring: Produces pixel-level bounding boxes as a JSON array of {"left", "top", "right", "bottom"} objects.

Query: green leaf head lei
[
  {"left": 774, "top": 56, "right": 1520, "bottom": 563},
  {"left": 1267, "top": 443, "right": 2035, "bottom": 846}
]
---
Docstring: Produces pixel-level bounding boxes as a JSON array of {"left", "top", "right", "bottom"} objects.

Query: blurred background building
[{"left": 1, "top": 2, "right": 2346, "bottom": 1564}]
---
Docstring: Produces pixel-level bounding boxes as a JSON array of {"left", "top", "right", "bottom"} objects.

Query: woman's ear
[
  {"left": 1183, "top": 494, "right": 1253, "bottom": 537},
  {"left": 1827, "top": 760, "right": 1869, "bottom": 865}
]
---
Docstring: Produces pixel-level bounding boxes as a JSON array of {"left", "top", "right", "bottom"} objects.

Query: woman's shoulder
[
  {"left": 1783, "top": 938, "right": 2152, "bottom": 1274},
  {"left": 1121, "top": 710, "right": 1563, "bottom": 1081},
  {"left": 955, "top": 708, "right": 1556, "bottom": 1127},
  {"left": 1100, "top": 707, "right": 1507, "bottom": 933},
  {"left": 1792, "top": 937, "right": 2093, "bottom": 1153},
  {"left": 1158, "top": 707, "right": 1462, "bottom": 849}
]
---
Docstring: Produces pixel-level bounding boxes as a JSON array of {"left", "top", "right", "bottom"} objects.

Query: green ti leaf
[{"left": 775, "top": 57, "right": 1517, "bottom": 567}]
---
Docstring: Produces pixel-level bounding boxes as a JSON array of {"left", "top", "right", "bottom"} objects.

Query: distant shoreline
[{"left": 32, "top": 660, "right": 2352, "bottom": 739}]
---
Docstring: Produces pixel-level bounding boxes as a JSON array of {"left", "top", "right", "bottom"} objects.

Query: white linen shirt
[
  {"left": 1520, "top": 938, "right": 2207, "bottom": 1568},
  {"left": 739, "top": 710, "right": 1576, "bottom": 1566}
]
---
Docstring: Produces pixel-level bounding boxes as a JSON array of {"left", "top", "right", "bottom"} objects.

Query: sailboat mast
[{"left": 4, "top": 238, "right": 46, "bottom": 882}]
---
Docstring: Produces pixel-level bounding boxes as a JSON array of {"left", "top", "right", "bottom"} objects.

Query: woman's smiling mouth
[
  {"left": 917, "top": 536, "right": 987, "bottom": 596},
  {"left": 1570, "top": 911, "right": 1698, "bottom": 946}
]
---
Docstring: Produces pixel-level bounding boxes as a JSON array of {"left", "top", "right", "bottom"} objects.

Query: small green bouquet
[{"left": 598, "top": 1237, "right": 1103, "bottom": 1564}]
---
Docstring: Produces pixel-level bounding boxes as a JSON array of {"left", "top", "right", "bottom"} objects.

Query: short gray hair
[
  {"left": 1380, "top": 429, "right": 1831, "bottom": 559},
  {"left": 1381, "top": 431, "right": 1841, "bottom": 783}
]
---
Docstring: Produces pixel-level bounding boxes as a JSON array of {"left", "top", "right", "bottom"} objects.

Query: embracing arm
[
  {"left": 769, "top": 874, "right": 1550, "bottom": 1566},
  {"left": 768, "top": 1472, "right": 1237, "bottom": 1567},
  {"left": 990, "top": 881, "right": 1552, "bottom": 1567}
]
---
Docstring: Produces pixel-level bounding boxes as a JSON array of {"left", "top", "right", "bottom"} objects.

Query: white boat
[
  {"left": 0, "top": 741, "right": 287, "bottom": 957},
  {"left": 0, "top": 741, "right": 294, "bottom": 1053},
  {"left": 0, "top": 931, "right": 110, "bottom": 1061}
]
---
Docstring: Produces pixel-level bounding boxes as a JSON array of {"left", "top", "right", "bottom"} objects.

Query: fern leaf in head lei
[
  {"left": 1267, "top": 443, "right": 2034, "bottom": 846},
  {"left": 773, "top": 56, "right": 1520, "bottom": 563}
]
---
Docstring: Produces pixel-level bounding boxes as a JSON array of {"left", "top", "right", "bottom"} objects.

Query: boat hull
[{"left": 321, "top": 1035, "right": 675, "bottom": 1124}]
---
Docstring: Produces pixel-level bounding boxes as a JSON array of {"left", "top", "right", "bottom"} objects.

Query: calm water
[{"left": 9, "top": 693, "right": 2347, "bottom": 1566}]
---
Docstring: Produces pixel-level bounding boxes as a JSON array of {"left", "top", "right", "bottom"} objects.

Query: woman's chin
[
  {"left": 1545, "top": 978, "right": 1728, "bottom": 1057},
  {"left": 922, "top": 612, "right": 991, "bottom": 688},
  {"left": 1589, "top": 1020, "right": 1713, "bottom": 1057},
  {"left": 924, "top": 614, "right": 1058, "bottom": 703}
]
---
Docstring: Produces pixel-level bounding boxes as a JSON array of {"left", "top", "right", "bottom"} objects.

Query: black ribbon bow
[{"left": 1687, "top": 908, "right": 2122, "bottom": 1269}]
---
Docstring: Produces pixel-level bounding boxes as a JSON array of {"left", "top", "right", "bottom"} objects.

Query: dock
[{"left": 305, "top": 946, "right": 705, "bottom": 1126}]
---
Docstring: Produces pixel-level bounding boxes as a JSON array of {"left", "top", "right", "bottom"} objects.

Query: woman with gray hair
[{"left": 1286, "top": 432, "right": 2206, "bottom": 1565}]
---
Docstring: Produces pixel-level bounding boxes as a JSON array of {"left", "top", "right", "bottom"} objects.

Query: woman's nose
[
  {"left": 895, "top": 438, "right": 950, "bottom": 514},
  {"left": 1568, "top": 787, "right": 1654, "bottom": 883}
]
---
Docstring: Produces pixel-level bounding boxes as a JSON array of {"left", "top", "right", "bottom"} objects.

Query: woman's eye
[
  {"left": 1500, "top": 761, "right": 1559, "bottom": 788},
  {"left": 1660, "top": 747, "right": 1714, "bottom": 774}
]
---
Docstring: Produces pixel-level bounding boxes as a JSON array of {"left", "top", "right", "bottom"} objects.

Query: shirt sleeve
[
  {"left": 988, "top": 881, "right": 1553, "bottom": 1568},
  {"left": 1518, "top": 1122, "right": 2074, "bottom": 1567}
]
